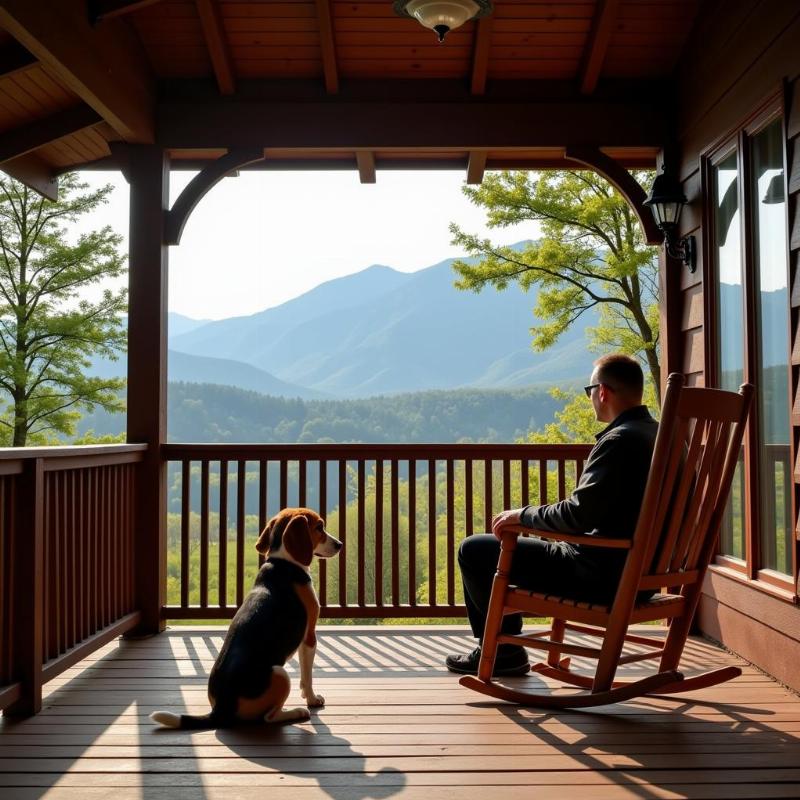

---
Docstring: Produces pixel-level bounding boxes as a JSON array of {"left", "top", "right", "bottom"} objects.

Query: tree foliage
[
  {"left": 0, "top": 173, "right": 126, "bottom": 446},
  {"left": 450, "top": 170, "right": 661, "bottom": 398}
]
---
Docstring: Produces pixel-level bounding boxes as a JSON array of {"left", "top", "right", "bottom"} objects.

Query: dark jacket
[{"left": 520, "top": 405, "right": 658, "bottom": 594}]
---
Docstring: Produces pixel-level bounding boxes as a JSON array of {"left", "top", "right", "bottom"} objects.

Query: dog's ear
[
  {"left": 255, "top": 516, "right": 279, "bottom": 555},
  {"left": 282, "top": 514, "right": 313, "bottom": 567}
]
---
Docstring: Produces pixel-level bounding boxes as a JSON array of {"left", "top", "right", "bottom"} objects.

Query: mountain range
[{"left": 93, "top": 248, "right": 601, "bottom": 398}]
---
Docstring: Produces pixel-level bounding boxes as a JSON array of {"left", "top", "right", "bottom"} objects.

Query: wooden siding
[
  {"left": 672, "top": 0, "right": 800, "bottom": 691},
  {"left": 2, "top": 626, "right": 800, "bottom": 798}
]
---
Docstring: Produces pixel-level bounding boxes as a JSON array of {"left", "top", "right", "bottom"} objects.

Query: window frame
[{"left": 702, "top": 90, "right": 797, "bottom": 597}]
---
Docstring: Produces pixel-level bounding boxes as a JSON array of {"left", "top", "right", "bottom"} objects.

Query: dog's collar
[{"left": 265, "top": 555, "right": 312, "bottom": 583}]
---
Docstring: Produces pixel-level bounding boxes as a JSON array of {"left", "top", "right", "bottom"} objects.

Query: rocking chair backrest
[{"left": 625, "top": 373, "right": 754, "bottom": 599}]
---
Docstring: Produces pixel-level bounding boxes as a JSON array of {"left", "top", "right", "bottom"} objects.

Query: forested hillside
[{"left": 80, "top": 381, "right": 568, "bottom": 444}]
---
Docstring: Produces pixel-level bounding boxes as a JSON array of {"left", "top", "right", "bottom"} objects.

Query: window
[{"left": 709, "top": 109, "right": 793, "bottom": 584}]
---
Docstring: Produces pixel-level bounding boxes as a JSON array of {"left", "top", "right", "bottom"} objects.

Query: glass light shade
[
  {"left": 405, "top": 0, "right": 479, "bottom": 29},
  {"left": 394, "top": 0, "right": 492, "bottom": 40},
  {"left": 644, "top": 171, "right": 687, "bottom": 231},
  {"left": 652, "top": 200, "right": 682, "bottom": 228}
]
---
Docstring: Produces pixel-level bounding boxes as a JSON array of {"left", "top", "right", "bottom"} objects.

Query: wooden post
[
  {"left": 5, "top": 458, "right": 44, "bottom": 716},
  {"left": 126, "top": 146, "right": 168, "bottom": 635}
]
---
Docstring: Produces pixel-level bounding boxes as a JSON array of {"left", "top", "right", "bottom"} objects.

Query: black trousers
[{"left": 458, "top": 533, "right": 621, "bottom": 641}]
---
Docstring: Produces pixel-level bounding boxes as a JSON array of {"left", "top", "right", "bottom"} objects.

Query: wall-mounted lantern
[{"left": 644, "top": 170, "right": 697, "bottom": 272}]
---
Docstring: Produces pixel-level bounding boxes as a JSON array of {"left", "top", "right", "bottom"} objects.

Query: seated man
[{"left": 446, "top": 353, "right": 658, "bottom": 676}]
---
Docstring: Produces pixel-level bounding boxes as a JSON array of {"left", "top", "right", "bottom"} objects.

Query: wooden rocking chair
[{"left": 460, "top": 372, "right": 754, "bottom": 708}]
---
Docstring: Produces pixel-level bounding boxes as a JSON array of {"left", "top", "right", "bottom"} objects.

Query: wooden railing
[
  {"left": 0, "top": 445, "right": 145, "bottom": 715},
  {"left": 0, "top": 440, "right": 592, "bottom": 715},
  {"left": 162, "top": 443, "right": 592, "bottom": 620}
]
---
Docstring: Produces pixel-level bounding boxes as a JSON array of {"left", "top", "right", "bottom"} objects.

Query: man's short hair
[{"left": 594, "top": 353, "right": 644, "bottom": 399}]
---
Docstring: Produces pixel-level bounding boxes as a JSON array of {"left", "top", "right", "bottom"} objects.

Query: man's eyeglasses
[{"left": 583, "top": 383, "right": 601, "bottom": 398}]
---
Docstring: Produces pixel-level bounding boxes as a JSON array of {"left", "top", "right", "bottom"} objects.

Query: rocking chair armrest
[{"left": 496, "top": 525, "right": 632, "bottom": 550}]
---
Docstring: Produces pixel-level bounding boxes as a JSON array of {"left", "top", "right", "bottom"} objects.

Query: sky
[{"left": 77, "top": 169, "right": 537, "bottom": 321}]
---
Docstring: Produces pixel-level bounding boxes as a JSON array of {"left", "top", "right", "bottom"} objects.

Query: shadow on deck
[{"left": 1, "top": 626, "right": 799, "bottom": 799}]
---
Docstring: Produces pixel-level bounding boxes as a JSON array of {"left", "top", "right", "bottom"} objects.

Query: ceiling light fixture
[{"left": 393, "top": 0, "right": 493, "bottom": 43}]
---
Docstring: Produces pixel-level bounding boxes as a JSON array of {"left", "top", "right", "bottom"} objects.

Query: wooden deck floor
[{"left": 1, "top": 626, "right": 799, "bottom": 799}]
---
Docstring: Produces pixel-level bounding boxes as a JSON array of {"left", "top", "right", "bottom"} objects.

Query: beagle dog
[{"left": 150, "top": 507, "right": 342, "bottom": 729}]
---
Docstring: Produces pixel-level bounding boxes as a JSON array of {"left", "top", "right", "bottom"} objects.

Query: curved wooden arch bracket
[
  {"left": 165, "top": 148, "right": 265, "bottom": 245},
  {"left": 564, "top": 146, "right": 662, "bottom": 245}
]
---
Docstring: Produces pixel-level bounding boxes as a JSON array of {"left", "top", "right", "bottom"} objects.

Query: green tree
[
  {"left": 523, "top": 379, "right": 661, "bottom": 447},
  {"left": 450, "top": 170, "right": 661, "bottom": 398},
  {"left": 0, "top": 173, "right": 126, "bottom": 446}
]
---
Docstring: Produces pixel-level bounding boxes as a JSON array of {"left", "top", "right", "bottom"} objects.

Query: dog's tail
[{"left": 150, "top": 710, "right": 220, "bottom": 729}]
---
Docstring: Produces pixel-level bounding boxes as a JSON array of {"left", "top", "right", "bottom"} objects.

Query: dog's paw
[
  {"left": 265, "top": 706, "right": 311, "bottom": 723},
  {"left": 305, "top": 693, "right": 325, "bottom": 708},
  {"left": 301, "top": 684, "right": 325, "bottom": 707}
]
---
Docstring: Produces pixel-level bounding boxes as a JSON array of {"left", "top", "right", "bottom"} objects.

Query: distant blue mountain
[
  {"left": 89, "top": 313, "right": 329, "bottom": 400},
  {"left": 169, "top": 253, "right": 601, "bottom": 396}
]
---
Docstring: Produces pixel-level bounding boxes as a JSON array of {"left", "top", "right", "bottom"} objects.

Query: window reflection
[
  {"left": 752, "top": 119, "right": 791, "bottom": 575},
  {"left": 714, "top": 151, "right": 745, "bottom": 560}
]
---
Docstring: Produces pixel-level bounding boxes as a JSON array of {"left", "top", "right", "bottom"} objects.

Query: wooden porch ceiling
[
  {"left": 0, "top": 0, "right": 703, "bottom": 195},
  {"left": 2, "top": 626, "right": 800, "bottom": 798}
]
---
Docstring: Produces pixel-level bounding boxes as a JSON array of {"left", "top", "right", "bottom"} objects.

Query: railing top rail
[
  {"left": 162, "top": 442, "right": 594, "bottom": 460},
  {"left": 0, "top": 443, "right": 148, "bottom": 463}
]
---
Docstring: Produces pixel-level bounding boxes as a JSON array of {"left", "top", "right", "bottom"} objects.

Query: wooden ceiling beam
[
  {"left": 470, "top": 18, "right": 493, "bottom": 96},
  {"left": 0, "top": 39, "right": 36, "bottom": 78},
  {"left": 0, "top": 0, "right": 155, "bottom": 143},
  {"left": 0, "top": 104, "right": 103, "bottom": 164},
  {"left": 0, "top": 153, "right": 57, "bottom": 200},
  {"left": 194, "top": 0, "right": 235, "bottom": 95},
  {"left": 158, "top": 95, "right": 669, "bottom": 151},
  {"left": 355, "top": 151, "right": 375, "bottom": 183},
  {"left": 88, "top": 0, "right": 165, "bottom": 24},
  {"left": 315, "top": 0, "right": 339, "bottom": 94},
  {"left": 466, "top": 150, "right": 487, "bottom": 184},
  {"left": 579, "top": 0, "right": 621, "bottom": 95}
]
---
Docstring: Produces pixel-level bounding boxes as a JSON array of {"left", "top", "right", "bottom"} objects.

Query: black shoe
[{"left": 445, "top": 645, "right": 529, "bottom": 676}]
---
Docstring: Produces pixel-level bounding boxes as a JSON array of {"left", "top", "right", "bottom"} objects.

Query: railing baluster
[
  {"left": 258, "top": 459, "right": 267, "bottom": 567},
  {"left": 88, "top": 468, "right": 96, "bottom": 640},
  {"left": 180, "top": 460, "right": 190, "bottom": 610},
  {"left": 0, "top": 478, "right": 7, "bottom": 683},
  {"left": 502, "top": 459, "right": 511, "bottom": 509},
  {"left": 338, "top": 459, "right": 347, "bottom": 607},
  {"left": 44, "top": 474, "right": 53, "bottom": 659},
  {"left": 407, "top": 459, "right": 415, "bottom": 607},
  {"left": 521, "top": 459, "right": 529, "bottom": 506},
  {"left": 218, "top": 460, "right": 228, "bottom": 609},
  {"left": 319, "top": 460, "right": 327, "bottom": 607},
  {"left": 299, "top": 459, "right": 307, "bottom": 508},
  {"left": 391, "top": 458, "right": 399, "bottom": 606},
  {"left": 375, "top": 459, "right": 383, "bottom": 608},
  {"left": 446, "top": 459, "right": 454, "bottom": 607},
  {"left": 484, "top": 458, "right": 492, "bottom": 532},
  {"left": 200, "top": 460, "right": 209, "bottom": 608},
  {"left": 558, "top": 459, "right": 566, "bottom": 500},
  {"left": 465, "top": 459, "right": 473, "bottom": 537},
  {"left": 111, "top": 467, "right": 119, "bottom": 629},
  {"left": 236, "top": 460, "right": 246, "bottom": 607},
  {"left": 357, "top": 459, "right": 365, "bottom": 607},
  {"left": 539, "top": 458, "right": 548, "bottom": 504},
  {"left": 280, "top": 460, "right": 288, "bottom": 510},
  {"left": 428, "top": 458, "right": 436, "bottom": 607}
]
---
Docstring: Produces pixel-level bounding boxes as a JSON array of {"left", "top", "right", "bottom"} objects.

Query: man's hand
[{"left": 491, "top": 508, "right": 525, "bottom": 538}]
